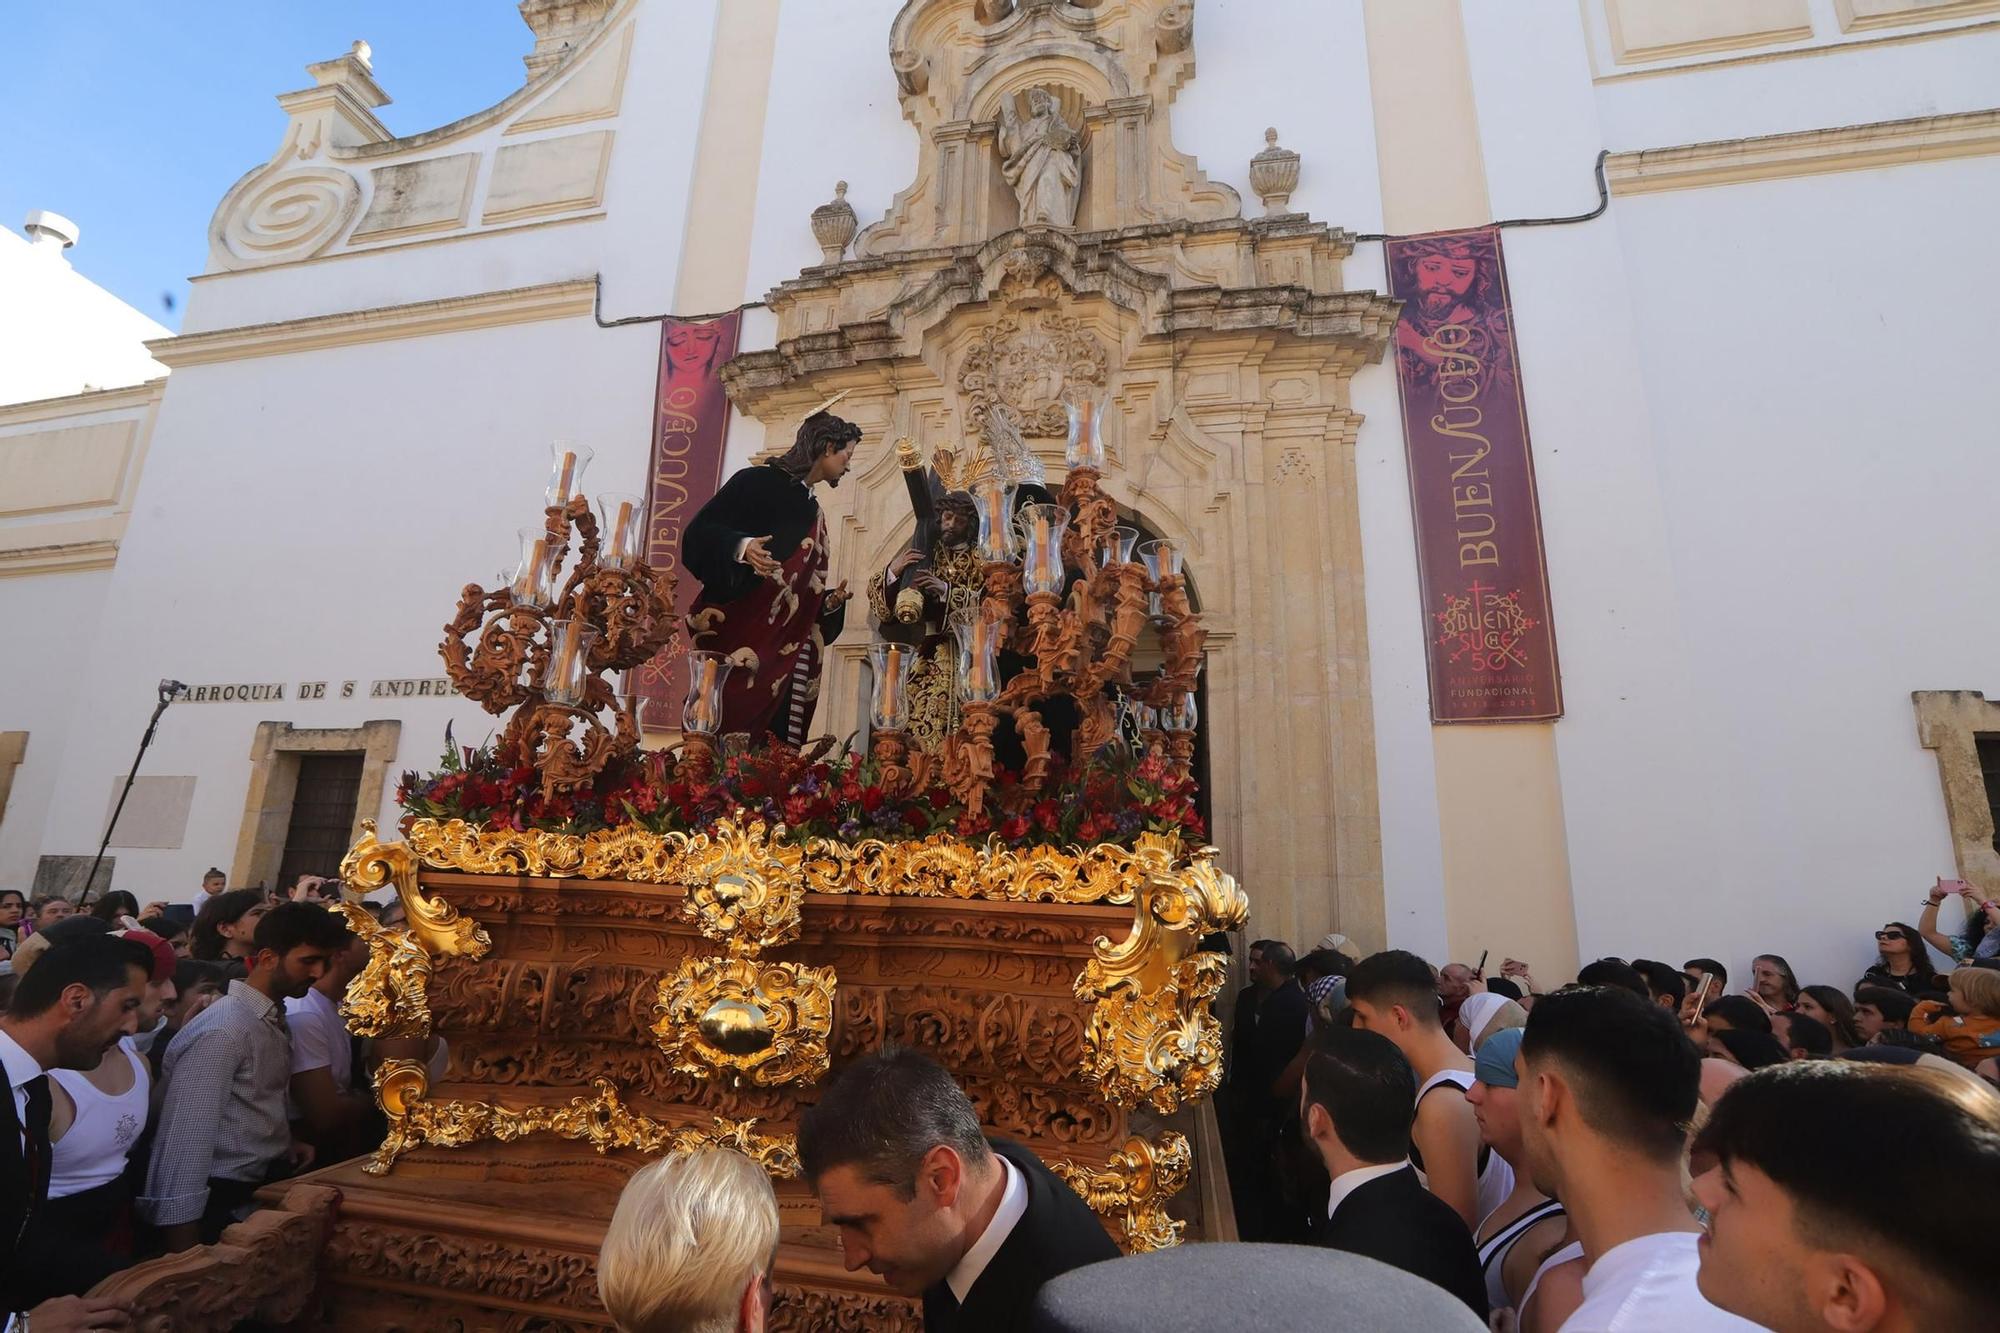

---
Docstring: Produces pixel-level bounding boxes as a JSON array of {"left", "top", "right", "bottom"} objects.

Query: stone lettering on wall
[{"left": 182, "top": 678, "right": 455, "bottom": 702}]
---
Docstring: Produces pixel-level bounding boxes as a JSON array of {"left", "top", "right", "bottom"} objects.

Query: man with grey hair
[
  {"left": 598, "top": 1148, "right": 778, "bottom": 1333},
  {"left": 798, "top": 1046, "right": 1117, "bottom": 1332}
]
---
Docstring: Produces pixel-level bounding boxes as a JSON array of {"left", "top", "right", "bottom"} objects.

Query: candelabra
[{"left": 441, "top": 444, "right": 679, "bottom": 799}]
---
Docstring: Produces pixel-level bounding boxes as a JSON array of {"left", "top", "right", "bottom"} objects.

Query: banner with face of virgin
[
  {"left": 1384, "top": 227, "right": 1562, "bottom": 722},
  {"left": 633, "top": 311, "right": 742, "bottom": 729}
]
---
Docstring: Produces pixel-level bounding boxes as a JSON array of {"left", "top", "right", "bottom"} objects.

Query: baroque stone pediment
[
  {"left": 859, "top": 0, "right": 1237, "bottom": 257},
  {"left": 725, "top": 218, "right": 1397, "bottom": 403}
]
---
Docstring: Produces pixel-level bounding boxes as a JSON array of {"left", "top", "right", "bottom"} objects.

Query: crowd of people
[
  {"left": 0, "top": 869, "right": 409, "bottom": 1332},
  {"left": 590, "top": 885, "right": 2000, "bottom": 1333},
  {"left": 8, "top": 869, "right": 2000, "bottom": 1332}
]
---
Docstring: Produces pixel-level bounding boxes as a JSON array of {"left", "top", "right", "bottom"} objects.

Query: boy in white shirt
[{"left": 1513, "top": 985, "right": 1762, "bottom": 1332}]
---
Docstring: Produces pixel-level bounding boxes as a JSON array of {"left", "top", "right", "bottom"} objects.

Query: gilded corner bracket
[
  {"left": 335, "top": 819, "right": 491, "bottom": 1038},
  {"left": 1075, "top": 840, "right": 1248, "bottom": 1115},
  {"left": 1051, "top": 1131, "right": 1194, "bottom": 1252}
]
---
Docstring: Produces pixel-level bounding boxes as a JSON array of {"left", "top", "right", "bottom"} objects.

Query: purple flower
[{"left": 838, "top": 818, "right": 861, "bottom": 840}]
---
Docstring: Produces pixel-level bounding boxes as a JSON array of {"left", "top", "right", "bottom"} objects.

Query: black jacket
[
  {"left": 921, "top": 1138, "right": 1122, "bottom": 1333},
  {"left": 0, "top": 1067, "right": 48, "bottom": 1291},
  {"left": 1314, "top": 1164, "right": 1489, "bottom": 1320}
]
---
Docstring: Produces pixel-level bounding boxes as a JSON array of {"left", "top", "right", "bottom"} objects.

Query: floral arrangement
[{"left": 397, "top": 734, "right": 1205, "bottom": 851}]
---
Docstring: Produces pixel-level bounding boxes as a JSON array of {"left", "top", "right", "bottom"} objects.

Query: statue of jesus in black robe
[{"left": 680, "top": 411, "right": 861, "bottom": 747}]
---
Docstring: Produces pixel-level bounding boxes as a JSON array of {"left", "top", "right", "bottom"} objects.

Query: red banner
[
  {"left": 633, "top": 311, "right": 742, "bottom": 729},
  {"left": 1385, "top": 227, "right": 1562, "bottom": 722}
]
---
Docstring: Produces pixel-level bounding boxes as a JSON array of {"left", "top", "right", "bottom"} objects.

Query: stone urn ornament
[
  {"left": 810, "top": 180, "right": 858, "bottom": 264},
  {"left": 1249, "top": 128, "right": 1299, "bottom": 217}
]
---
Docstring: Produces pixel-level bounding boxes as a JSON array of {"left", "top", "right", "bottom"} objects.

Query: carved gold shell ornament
[
  {"left": 679, "top": 819, "right": 807, "bottom": 955},
  {"left": 1051, "top": 1131, "right": 1194, "bottom": 1252},
  {"left": 652, "top": 956, "right": 836, "bottom": 1089}
]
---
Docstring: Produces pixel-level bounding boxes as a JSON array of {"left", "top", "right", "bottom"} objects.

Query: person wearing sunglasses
[{"left": 1856, "top": 921, "right": 1944, "bottom": 999}]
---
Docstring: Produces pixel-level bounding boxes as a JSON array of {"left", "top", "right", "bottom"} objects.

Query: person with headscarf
[
  {"left": 1452, "top": 991, "right": 1527, "bottom": 1056},
  {"left": 1464, "top": 1028, "right": 1569, "bottom": 1320}
]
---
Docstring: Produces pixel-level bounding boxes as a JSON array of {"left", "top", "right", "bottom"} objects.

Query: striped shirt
[{"left": 138, "top": 979, "right": 292, "bottom": 1227}]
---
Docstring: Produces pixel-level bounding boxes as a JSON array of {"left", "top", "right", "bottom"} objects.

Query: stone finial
[
  {"left": 1156, "top": 2, "right": 1193, "bottom": 54},
  {"left": 810, "top": 181, "right": 859, "bottom": 265},
  {"left": 974, "top": 0, "right": 1016, "bottom": 21},
  {"left": 1249, "top": 127, "right": 1299, "bottom": 217},
  {"left": 282, "top": 41, "right": 392, "bottom": 157}
]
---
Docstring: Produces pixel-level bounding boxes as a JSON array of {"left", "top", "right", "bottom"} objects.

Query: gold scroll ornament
[
  {"left": 1075, "top": 838, "right": 1248, "bottom": 1114},
  {"left": 335, "top": 820, "right": 491, "bottom": 1038},
  {"left": 401, "top": 816, "right": 1182, "bottom": 904},
  {"left": 1050, "top": 1131, "right": 1193, "bottom": 1252},
  {"left": 367, "top": 1058, "right": 800, "bottom": 1177}
]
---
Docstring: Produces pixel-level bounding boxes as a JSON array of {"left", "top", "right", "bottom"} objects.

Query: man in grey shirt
[{"left": 140, "top": 900, "right": 349, "bottom": 1250}]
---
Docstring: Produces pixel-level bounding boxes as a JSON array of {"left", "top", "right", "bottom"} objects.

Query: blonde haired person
[
  {"left": 599, "top": 1148, "right": 779, "bottom": 1333},
  {"left": 1907, "top": 965, "right": 2000, "bottom": 1068}
]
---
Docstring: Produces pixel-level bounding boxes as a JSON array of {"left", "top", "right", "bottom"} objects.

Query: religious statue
[
  {"left": 867, "top": 443, "right": 984, "bottom": 753},
  {"left": 680, "top": 408, "right": 860, "bottom": 747},
  {"left": 999, "top": 88, "right": 1083, "bottom": 227}
]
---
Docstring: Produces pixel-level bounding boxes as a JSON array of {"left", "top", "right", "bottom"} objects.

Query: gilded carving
[
  {"left": 407, "top": 817, "right": 1183, "bottom": 905},
  {"left": 342, "top": 818, "right": 491, "bottom": 960},
  {"left": 653, "top": 956, "right": 836, "bottom": 1088},
  {"left": 329, "top": 899, "right": 437, "bottom": 1038},
  {"left": 1075, "top": 844, "right": 1248, "bottom": 1113},
  {"left": 1050, "top": 1132, "right": 1193, "bottom": 1252},
  {"left": 366, "top": 1057, "right": 802, "bottom": 1177},
  {"left": 679, "top": 819, "right": 806, "bottom": 956}
]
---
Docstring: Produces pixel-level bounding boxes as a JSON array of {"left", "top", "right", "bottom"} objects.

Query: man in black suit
[
  {"left": 798, "top": 1046, "right": 1120, "bottom": 1332},
  {"left": 1300, "top": 1027, "right": 1488, "bottom": 1319},
  {"left": 2, "top": 933, "right": 147, "bottom": 1331}
]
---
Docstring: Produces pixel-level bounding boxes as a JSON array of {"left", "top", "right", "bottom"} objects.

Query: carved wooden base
[
  {"left": 272, "top": 1144, "right": 921, "bottom": 1331},
  {"left": 84, "top": 1184, "right": 338, "bottom": 1332}
]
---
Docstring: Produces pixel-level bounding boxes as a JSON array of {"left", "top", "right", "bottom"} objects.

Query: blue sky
[{"left": 1, "top": 4, "right": 531, "bottom": 329}]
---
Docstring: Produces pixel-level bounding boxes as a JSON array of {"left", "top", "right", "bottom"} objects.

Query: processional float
[{"left": 95, "top": 410, "right": 1244, "bottom": 1329}]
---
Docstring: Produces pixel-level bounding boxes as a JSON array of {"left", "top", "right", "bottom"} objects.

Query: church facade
[{"left": 4, "top": 0, "right": 1997, "bottom": 986}]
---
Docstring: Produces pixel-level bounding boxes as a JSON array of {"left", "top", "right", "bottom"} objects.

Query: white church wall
[
  {"left": 1607, "top": 157, "right": 2000, "bottom": 989},
  {"left": 1452, "top": 4, "right": 2000, "bottom": 983},
  {"left": 31, "top": 312, "right": 660, "bottom": 891},
  {"left": 0, "top": 569, "right": 114, "bottom": 890}
]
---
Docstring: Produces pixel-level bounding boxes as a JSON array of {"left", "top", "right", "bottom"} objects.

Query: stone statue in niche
[{"left": 999, "top": 89, "right": 1083, "bottom": 227}]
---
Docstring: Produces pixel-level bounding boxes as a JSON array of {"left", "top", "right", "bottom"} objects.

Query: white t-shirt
[
  {"left": 1560, "top": 1231, "right": 1765, "bottom": 1332},
  {"left": 285, "top": 986, "right": 351, "bottom": 1088}
]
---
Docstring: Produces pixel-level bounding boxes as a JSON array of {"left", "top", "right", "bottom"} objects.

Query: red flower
[
  {"left": 859, "top": 787, "right": 886, "bottom": 813},
  {"left": 1000, "top": 816, "right": 1030, "bottom": 841}
]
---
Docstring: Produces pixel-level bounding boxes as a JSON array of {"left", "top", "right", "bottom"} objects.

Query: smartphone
[
  {"left": 1475, "top": 949, "right": 1489, "bottom": 975},
  {"left": 1691, "top": 974, "right": 1714, "bottom": 1023},
  {"left": 1941, "top": 878, "right": 1975, "bottom": 896}
]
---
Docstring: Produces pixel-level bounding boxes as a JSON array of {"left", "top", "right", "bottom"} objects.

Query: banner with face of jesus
[
  {"left": 1385, "top": 227, "right": 1563, "bottom": 722},
  {"left": 634, "top": 310, "right": 742, "bottom": 730}
]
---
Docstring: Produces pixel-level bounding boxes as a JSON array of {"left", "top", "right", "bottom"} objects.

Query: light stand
[{"left": 79, "top": 678, "right": 188, "bottom": 908}]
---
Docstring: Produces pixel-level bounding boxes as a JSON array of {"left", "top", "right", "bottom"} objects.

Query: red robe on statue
[{"left": 682, "top": 463, "right": 844, "bottom": 747}]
